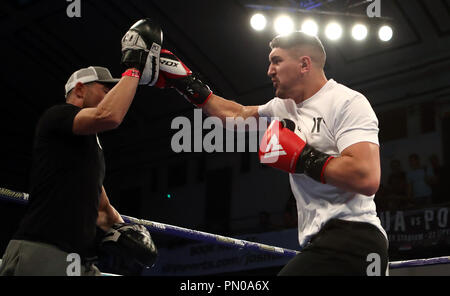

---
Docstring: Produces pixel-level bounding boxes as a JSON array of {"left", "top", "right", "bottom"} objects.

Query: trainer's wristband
[{"left": 122, "top": 69, "right": 141, "bottom": 78}]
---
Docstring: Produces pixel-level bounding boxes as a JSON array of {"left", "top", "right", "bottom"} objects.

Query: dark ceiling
[{"left": 1, "top": 0, "right": 450, "bottom": 192}]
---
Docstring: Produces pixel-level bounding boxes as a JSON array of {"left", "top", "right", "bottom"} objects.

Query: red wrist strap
[
  {"left": 122, "top": 69, "right": 141, "bottom": 78},
  {"left": 320, "top": 156, "right": 334, "bottom": 184}
]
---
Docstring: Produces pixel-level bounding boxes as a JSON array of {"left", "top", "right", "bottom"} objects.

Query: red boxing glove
[
  {"left": 259, "top": 119, "right": 334, "bottom": 183},
  {"left": 259, "top": 120, "right": 306, "bottom": 173},
  {"left": 156, "top": 49, "right": 212, "bottom": 107}
]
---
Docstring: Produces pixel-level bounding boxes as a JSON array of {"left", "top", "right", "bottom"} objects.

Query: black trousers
[
  {"left": 278, "top": 219, "right": 389, "bottom": 276},
  {"left": 0, "top": 240, "right": 101, "bottom": 276}
]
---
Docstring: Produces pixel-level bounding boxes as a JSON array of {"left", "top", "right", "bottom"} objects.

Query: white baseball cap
[{"left": 65, "top": 66, "right": 120, "bottom": 97}]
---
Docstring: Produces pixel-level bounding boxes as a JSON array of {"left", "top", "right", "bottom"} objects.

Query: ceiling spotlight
[
  {"left": 325, "top": 22, "right": 343, "bottom": 41},
  {"left": 352, "top": 24, "right": 368, "bottom": 41},
  {"left": 378, "top": 25, "right": 393, "bottom": 41},
  {"left": 250, "top": 13, "right": 267, "bottom": 31},
  {"left": 301, "top": 19, "right": 319, "bottom": 36},
  {"left": 274, "top": 15, "right": 294, "bottom": 35}
]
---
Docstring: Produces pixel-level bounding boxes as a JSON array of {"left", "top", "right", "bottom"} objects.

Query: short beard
[{"left": 275, "top": 88, "right": 287, "bottom": 99}]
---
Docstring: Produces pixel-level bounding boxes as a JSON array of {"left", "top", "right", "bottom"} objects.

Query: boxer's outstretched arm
[
  {"left": 202, "top": 94, "right": 260, "bottom": 121},
  {"left": 156, "top": 50, "right": 260, "bottom": 123}
]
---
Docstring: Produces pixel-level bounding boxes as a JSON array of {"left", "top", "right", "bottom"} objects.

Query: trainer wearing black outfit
[{"left": 0, "top": 19, "right": 162, "bottom": 276}]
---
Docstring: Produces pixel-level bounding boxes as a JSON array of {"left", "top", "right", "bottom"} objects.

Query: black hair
[{"left": 270, "top": 31, "right": 326, "bottom": 68}]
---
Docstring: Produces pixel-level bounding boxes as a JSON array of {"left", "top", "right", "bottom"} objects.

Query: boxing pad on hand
[
  {"left": 121, "top": 18, "right": 163, "bottom": 85},
  {"left": 97, "top": 223, "right": 158, "bottom": 276},
  {"left": 259, "top": 119, "right": 334, "bottom": 183},
  {"left": 156, "top": 49, "right": 212, "bottom": 107}
]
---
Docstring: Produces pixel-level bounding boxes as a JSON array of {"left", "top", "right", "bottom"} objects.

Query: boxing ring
[{"left": 1, "top": 187, "right": 449, "bottom": 276}]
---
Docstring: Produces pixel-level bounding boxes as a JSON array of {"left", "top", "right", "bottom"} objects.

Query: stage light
[
  {"left": 250, "top": 13, "right": 267, "bottom": 31},
  {"left": 325, "top": 22, "right": 343, "bottom": 41},
  {"left": 352, "top": 24, "right": 368, "bottom": 41},
  {"left": 274, "top": 15, "right": 294, "bottom": 35},
  {"left": 378, "top": 25, "right": 393, "bottom": 41},
  {"left": 301, "top": 19, "right": 319, "bottom": 36}
]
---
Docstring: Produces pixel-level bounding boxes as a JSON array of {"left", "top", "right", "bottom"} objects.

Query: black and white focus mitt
[
  {"left": 121, "top": 18, "right": 163, "bottom": 85},
  {"left": 97, "top": 223, "right": 158, "bottom": 276}
]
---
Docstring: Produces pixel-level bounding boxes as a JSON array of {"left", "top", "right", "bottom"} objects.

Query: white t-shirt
[{"left": 258, "top": 79, "right": 387, "bottom": 247}]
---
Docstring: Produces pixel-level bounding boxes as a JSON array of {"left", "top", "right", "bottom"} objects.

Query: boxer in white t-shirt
[{"left": 156, "top": 31, "right": 389, "bottom": 276}]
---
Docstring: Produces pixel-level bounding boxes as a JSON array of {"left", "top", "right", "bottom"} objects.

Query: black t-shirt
[{"left": 15, "top": 103, "right": 105, "bottom": 257}]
